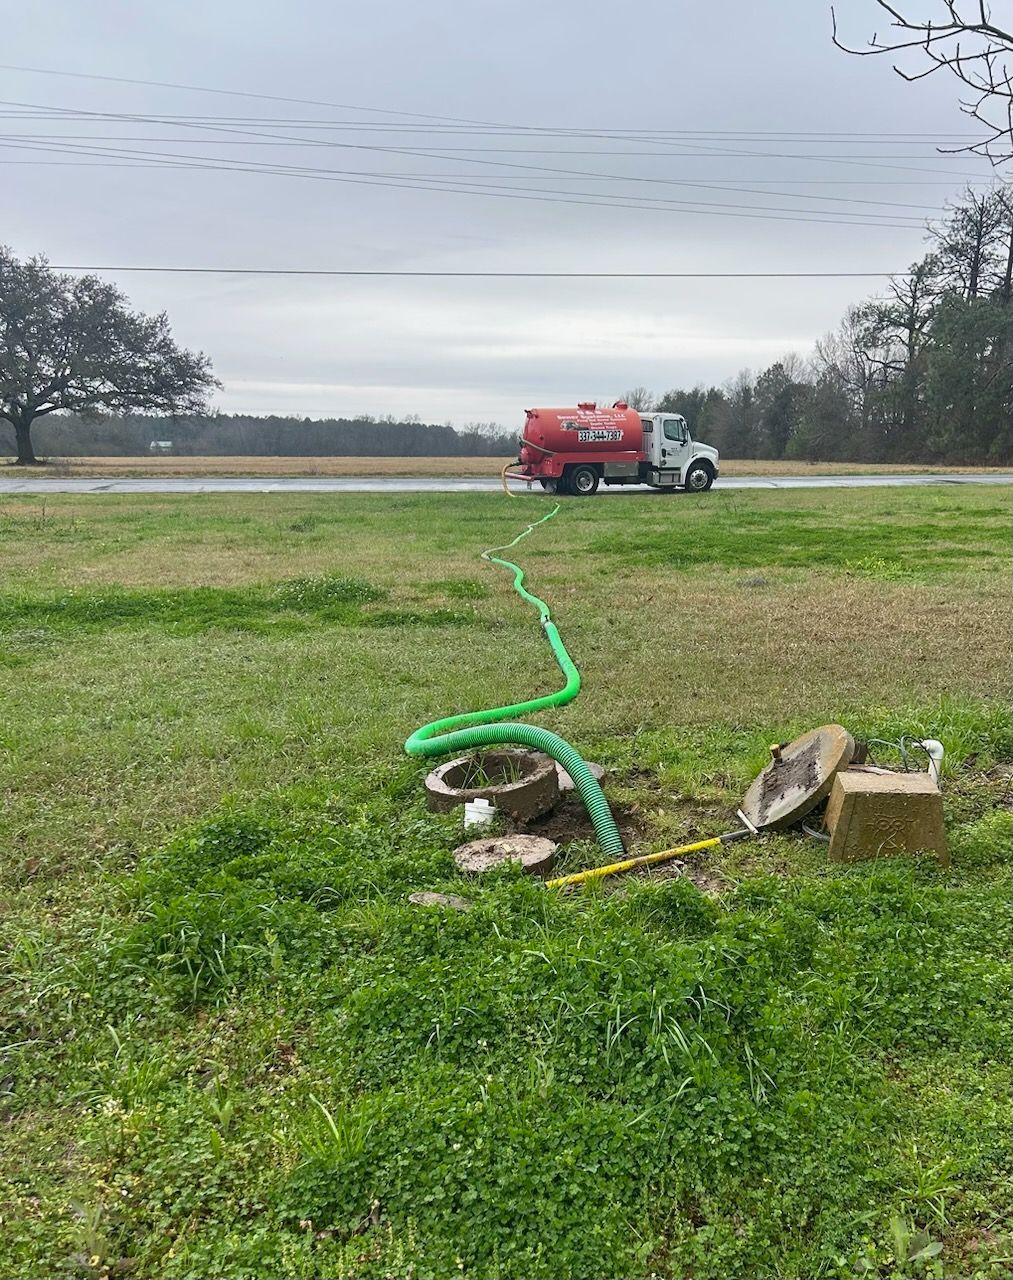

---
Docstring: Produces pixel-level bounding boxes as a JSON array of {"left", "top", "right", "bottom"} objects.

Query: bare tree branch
[{"left": 832, "top": 1, "right": 1013, "bottom": 162}]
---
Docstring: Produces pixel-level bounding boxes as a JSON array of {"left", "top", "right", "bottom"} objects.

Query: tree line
[
  {"left": 29, "top": 412, "right": 517, "bottom": 458},
  {"left": 0, "top": 246, "right": 516, "bottom": 462},
  {"left": 627, "top": 186, "right": 1013, "bottom": 465}
]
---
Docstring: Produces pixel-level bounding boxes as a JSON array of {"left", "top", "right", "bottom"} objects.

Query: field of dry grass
[{"left": 4, "top": 454, "right": 1006, "bottom": 479}]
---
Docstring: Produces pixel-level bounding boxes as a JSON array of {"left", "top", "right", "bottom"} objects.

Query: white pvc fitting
[
  {"left": 918, "top": 739, "right": 945, "bottom": 788},
  {"left": 464, "top": 798, "right": 496, "bottom": 829}
]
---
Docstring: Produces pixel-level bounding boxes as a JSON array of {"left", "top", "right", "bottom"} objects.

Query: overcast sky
[{"left": 2, "top": 0, "right": 1006, "bottom": 427}]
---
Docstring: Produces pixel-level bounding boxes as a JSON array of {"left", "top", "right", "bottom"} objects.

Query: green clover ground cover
[
  {"left": 4, "top": 783, "right": 1010, "bottom": 1278},
  {"left": 0, "top": 489, "right": 1010, "bottom": 1278}
]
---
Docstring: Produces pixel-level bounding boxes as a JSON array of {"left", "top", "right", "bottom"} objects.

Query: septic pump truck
[{"left": 507, "top": 400, "right": 719, "bottom": 495}]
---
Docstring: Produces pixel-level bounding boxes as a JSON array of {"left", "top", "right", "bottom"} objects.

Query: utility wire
[
  {"left": 0, "top": 62, "right": 511, "bottom": 127},
  {"left": 48, "top": 266, "right": 908, "bottom": 278},
  {"left": 0, "top": 131, "right": 983, "bottom": 149},
  {"left": 0, "top": 161, "right": 985, "bottom": 184},
  {"left": 0, "top": 98, "right": 993, "bottom": 185},
  {"left": 0, "top": 105, "right": 940, "bottom": 225},
  {"left": 0, "top": 124, "right": 989, "bottom": 146},
  {"left": 0, "top": 151, "right": 980, "bottom": 181},
  {"left": 0, "top": 137, "right": 928, "bottom": 227},
  {"left": 0, "top": 64, "right": 991, "bottom": 151},
  {"left": 0, "top": 94, "right": 996, "bottom": 187},
  {"left": 0, "top": 134, "right": 941, "bottom": 214},
  {"left": 0, "top": 131, "right": 970, "bottom": 206},
  {"left": 0, "top": 67, "right": 990, "bottom": 230}
]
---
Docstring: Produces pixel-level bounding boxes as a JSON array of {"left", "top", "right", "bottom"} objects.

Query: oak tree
[{"left": 0, "top": 248, "right": 217, "bottom": 465}]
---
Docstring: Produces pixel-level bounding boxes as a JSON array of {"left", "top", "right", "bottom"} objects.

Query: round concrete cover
[
  {"left": 739, "top": 724, "right": 855, "bottom": 831},
  {"left": 408, "top": 892, "right": 474, "bottom": 911},
  {"left": 454, "top": 835, "right": 558, "bottom": 876},
  {"left": 555, "top": 761, "right": 605, "bottom": 792}
]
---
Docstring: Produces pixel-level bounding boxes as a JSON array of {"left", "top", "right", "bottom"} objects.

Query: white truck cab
[{"left": 640, "top": 413, "right": 719, "bottom": 491}]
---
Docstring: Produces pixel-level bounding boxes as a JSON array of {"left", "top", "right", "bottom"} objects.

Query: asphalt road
[{"left": 0, "top": 472, "right": 1011, "bottom": 495}]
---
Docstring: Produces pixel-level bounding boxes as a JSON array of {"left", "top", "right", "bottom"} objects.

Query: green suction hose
[{"left": 404, "top": 505, "right": 625, "bottom": 859}]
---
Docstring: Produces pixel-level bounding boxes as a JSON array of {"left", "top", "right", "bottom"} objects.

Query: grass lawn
[{"left": 0, "top": 486, "right": 1010, "bottom": 1279}]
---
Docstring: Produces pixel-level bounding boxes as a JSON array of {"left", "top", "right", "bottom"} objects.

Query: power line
[
  {"left": 0, "top": 159, "right": 986, "bottom": 183},
  {"left": 0, "top": 133, "right": 990, "bottom": 160},
  {"left": 0, "top": 103, "right": 940, "bottom": 226},
  {"left": 0, "top": 64, "right": 978, "bottom": 146},
  {"left": 0, "top": 62, "right": 506, "bottom": 127},
  {"left": 0, "top": 139, "right": 929, "bottom": 228},
  {"left": 0, "top": 135, "right": 941, "bottom": 214},
  {"left": 49, "top": 266, "right": 908, "bottom": 278},
  {"left": 0, "top": 67, "right": 989, "bottom": 233},
  {"left": 0, "top": 101, "right": 994, "bottom": 172},
  {"left": 0, "top": 129, "right": 983, "bottom": 147},
  {"left": 0, "top": 69, "right": 996, "bottom": 181},
  {"left": 0, "top": 64, "right": 991, "bottom": 158},
  {"left": 0, "top": 111, "right": 988, "bottom": 150},
  {"left": 0, "top": 123, "right": 987, "bottom": 145}
]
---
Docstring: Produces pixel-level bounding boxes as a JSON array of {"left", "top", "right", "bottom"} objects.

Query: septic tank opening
[{"left": 424, "top": 749, "right": 559, "bottom": 821}]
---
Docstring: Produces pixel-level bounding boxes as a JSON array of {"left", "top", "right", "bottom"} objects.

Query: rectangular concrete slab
[{"left": 825, "top": 769, "right": 948, "bottom": 866}]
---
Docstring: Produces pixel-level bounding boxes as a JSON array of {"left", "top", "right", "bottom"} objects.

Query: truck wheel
[
  {"left": 568, "top": 465, "right": 600, "bottom": 496},
  {"left": 684, "top": 462, "right": 714, "bottom": 492}
]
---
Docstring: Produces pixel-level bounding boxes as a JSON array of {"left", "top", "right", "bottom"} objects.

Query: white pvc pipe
[{"left": 918, "top": 739, "right": 945, "bottom": 788}]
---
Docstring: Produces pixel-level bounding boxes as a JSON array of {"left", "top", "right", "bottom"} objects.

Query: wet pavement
[{"left": 0, "top": 472, "right": 1011, "bottom": 495}]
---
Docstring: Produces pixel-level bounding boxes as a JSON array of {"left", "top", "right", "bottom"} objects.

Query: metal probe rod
[{"left": 546, "top": 829, "right": 751, "bottom": 889}]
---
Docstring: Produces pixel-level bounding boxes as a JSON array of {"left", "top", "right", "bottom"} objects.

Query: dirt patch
[
  {"left": 635, "top": 856, "right": 728, "bottom": 896},
  {"left": 512, "top": 791, "right": 730, "bottom": 894},
  {"left": 514, "top": 791, "right": 650, "bottom": 849}
]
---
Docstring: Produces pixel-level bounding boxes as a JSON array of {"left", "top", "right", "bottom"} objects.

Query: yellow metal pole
[{"left": 546, "top": 835, "right": 728, "bottom": 889}]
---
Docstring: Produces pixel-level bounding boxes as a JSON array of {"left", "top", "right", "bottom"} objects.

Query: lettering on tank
[
  {"left": 559, "top": 414, "right": 629, "bottom": 445},
  {"left": 577, "top": 428, "right": 623, "bottom": 442}
]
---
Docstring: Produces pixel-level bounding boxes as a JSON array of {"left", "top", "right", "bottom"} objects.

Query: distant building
[{"left": 149, "top": 440, "right": 174, "bottom": 453}]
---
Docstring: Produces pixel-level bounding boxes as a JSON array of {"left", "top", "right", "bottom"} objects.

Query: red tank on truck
[{"left": 506, "top": 401, "right": 719, "bottom": 495}]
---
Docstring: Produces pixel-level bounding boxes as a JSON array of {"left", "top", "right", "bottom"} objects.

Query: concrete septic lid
[
  {"left": 425, "top": 750, "right": 559, "bottom": 821},
  {"left": 555, "top": 760, "right": 605, "bottom": 792},
  {"left": 407, "top": 891, "right": 474, "bottom": 911},
  {"left": 454, "top": 835, "right": 558, "bottom": 876},
  {"left": 739, "top": 724, "right": 855, "bottom": 831}
]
